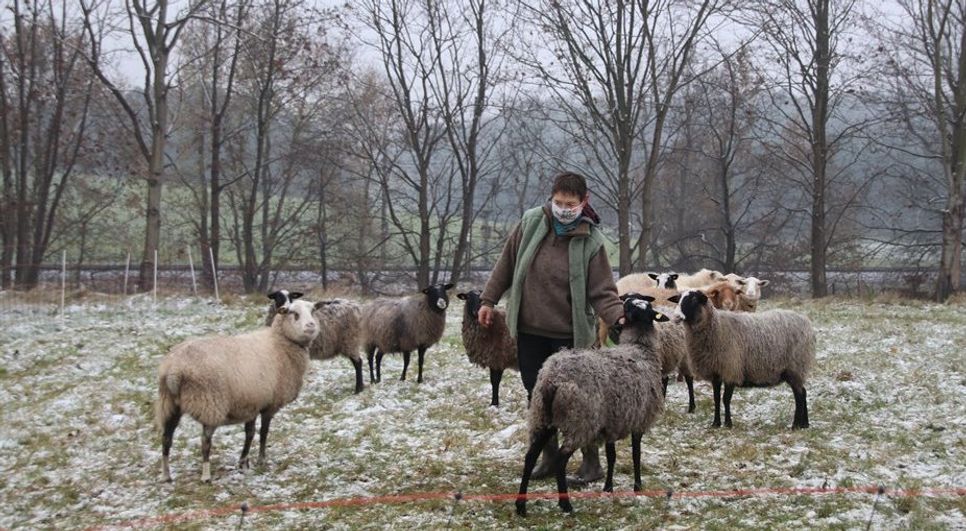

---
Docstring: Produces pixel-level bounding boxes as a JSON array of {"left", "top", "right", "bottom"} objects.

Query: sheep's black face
[
  {"left": 422, "top": 283, "right": 455, "bottom": 313},
  {"left": 620, "top": 293, "right": 668, "bottom": 328},
  {"left": 647, "top": 272, "right": 678, "bottom": 290},
  {"left": 456, "top": 290, "right": 483, "bottom": 319},
  {"left": 675, "top": 290, "right": 708, "bottom": 323},
  {"left": 268, "top": 289, "right": 303, "bottom": 310}
]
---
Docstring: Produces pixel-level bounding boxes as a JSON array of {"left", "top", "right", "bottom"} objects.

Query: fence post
[
  {"left": 187, "top": 246, "right": 197, "bottom": 295},
  {"left": 209, "top": 246, "right": 220, "bottom": 303},
  {"left": 153, "top": 249, "right": 158, "bottom": 303},
  {"left": 123, "top": 252, "right": 131, "bottom": 295},
  {"left": 60, "top": 250, "right": 66, "bottom": 320}
]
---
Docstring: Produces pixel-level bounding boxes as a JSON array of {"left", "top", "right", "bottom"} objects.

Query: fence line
[{"left": 86, "top": 484, "right": 966, "bottom": 530}]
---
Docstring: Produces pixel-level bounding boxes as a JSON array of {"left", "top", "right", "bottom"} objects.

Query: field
[{"left": 1, "top": 294, "right": 964, "bottom": 529}]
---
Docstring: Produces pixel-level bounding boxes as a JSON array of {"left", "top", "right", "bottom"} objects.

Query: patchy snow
[{"left": 0, "top": 296, "right": 964, "bottom": 528}]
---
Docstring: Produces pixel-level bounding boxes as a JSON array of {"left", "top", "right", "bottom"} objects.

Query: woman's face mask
[{"left": 551, "top": 192, "right": 584, "bottom": 223}]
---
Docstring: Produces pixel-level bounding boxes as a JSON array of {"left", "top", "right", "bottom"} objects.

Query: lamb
[
  {"left": 516, "top": 296, "right": 666, "bottom": 516},
  {"left": 457, "top": 290, "right": 518, "bottom": 407},
  {"left": 265, "top": 295, "right": 366, "bottom": 394},
  {"left": 675, "top": 268, "right": 725, "bottom": 289},
  {"left": 156, "top": 299, "right": 319, "bottom": 482},
  {"left": 723, "top": 274, "right": 770, "bottom": 312},
  {"left": 361, "top": 283, "right": 454, "bottom": 384},
  {"left": 263, "top": 289, "right": 303, "bottom": 325},
  {"left": 673, "top": 289, "right": 815, "bottom": 429}
]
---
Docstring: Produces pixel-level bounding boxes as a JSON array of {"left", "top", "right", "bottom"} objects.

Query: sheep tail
[{"left": 154, "top": 373, "right": 180, "bottom": 433}]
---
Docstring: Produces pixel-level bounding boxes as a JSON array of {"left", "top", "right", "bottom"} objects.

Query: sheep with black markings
[
  {"left": 265, "top": 295, "right": 366, "bottom": 394},
  {"left": 673, "top": 289, "right": 815, "bottom": 429},
  {"left": 156, "top": 299, "right": 319, "bottom": 483},
  {"left": 516, "top": 296, "right": 666, "bottom": 516},
  {"left": 457, "top": 290, "right": 517, "bottom": 407},
  {"left": 263, "top": 289, "right": 303, "bottom": 325},
  {"left": 361, "top": 283, "right": 454, "bottom": 384}
]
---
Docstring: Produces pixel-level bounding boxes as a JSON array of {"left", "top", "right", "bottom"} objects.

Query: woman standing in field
[{"left": 478, "top": 171, "right": 624, "bottom": 483}]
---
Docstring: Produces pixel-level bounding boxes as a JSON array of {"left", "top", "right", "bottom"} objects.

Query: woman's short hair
[{"left": 551, "top": 172, "right": 587, "bottom": 199}]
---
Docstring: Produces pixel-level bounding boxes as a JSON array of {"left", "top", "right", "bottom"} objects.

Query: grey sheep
[
  {"left": 516, "top": 296, "right": 667, "bottom": 516},
  {"left": 156, "top": 299, "right": 319, "bottom": 483},
  {"left": 674, "top": 289, "right": 815, "bottom": 429},
  {"left": 266, "top": 296, "right": 365, "bottom": 394},
  {"left": 457, "top": 290, "right": 518, "bottom": 407},
  {"left": 361, "top": 283, "right": 454, "bottom": 383}
]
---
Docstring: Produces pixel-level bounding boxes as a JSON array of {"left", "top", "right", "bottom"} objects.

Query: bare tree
[
  {"left": 512, "top": 0, "right": 732, "bottom": 274},
  {"left": 80, "top": 0, "right": 209, "bottom": 291},
  {"left": 0, "top": 0, "right": 100, "bottom": 289},
  {"left": 750, "top": 0, "right": 873, "bottom": 297}
]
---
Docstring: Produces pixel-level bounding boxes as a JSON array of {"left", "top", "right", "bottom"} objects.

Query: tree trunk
[
  {"left": 417, "top": 169, "right": 431, "bottom": 288},
  {"left": 809, "top": 0, "right": 830, "bottom": 298},
  {"left": 937, "top": 200, "right": 963, "bottom": 301},
  {"left": 139, "top": 129, "right": 165, "bottom": 292}
]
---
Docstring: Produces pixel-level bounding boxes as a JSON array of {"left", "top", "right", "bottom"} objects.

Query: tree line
[{"left": 0, "top": 0, "right": 963, "bottom": 300}]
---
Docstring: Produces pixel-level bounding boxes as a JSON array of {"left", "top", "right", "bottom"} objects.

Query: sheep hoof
[
  {"left": 710, "top": 422, "right": 721, "bottom": 429},
  {"left": 238, "top": 458, "right": 250, "bottom": 470},
  {"left": 602, "top": 483, "right": 613, "bottom": 493},
  {"left": 559, "top": 500, "right": 573, "bottom": 513},
  {"left": 417, "top": 377, "right": 423, "bottom": 383},
  {"left": 633, "top": 483, "right": 642, "bottom": 492},
  {"left": 724, "top": 420, "right": 733, "bottom": 428},
  {"left": 515, "top": 500, "right": 527, "bottom": 517},
  {"left": 163, "top": 475, "right": 172, "bottom": 483}
]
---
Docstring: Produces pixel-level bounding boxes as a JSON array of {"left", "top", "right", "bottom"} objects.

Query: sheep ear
[
  {"left": 654, "top": 312, "right": 669, "bottom": 322},
  {"left": 647, "top": 273, "right": 658, "bottom": 280},
  {"left": 667, "top": 295, "right": 680, "bottom": 304},
  {"left": 456, "top": 292, "right": 467, "bottom": 300},
  {"left": 313, "top": 301, "right": 326, "bottom": 310},
  {"left": 267, "top": 291, "right": 281, "bottom": 301},
  {"left": 736, "top": 279, "right": 747, "bottom": 285},
  {"left": 618, "top": 293, "right": 630, "bottom": 301},
  {"left": 641, "top": 295, "right": 655, "bottom": 302},
  {"left": 710, "top": 271, "right": 720, "bottom": 279},
  {"left": 443, "top": 283, "right": 455, "bottom": 291},
  {"left": 290, "top": 292, "right": 304, "bottom": 300},
  {"left": 421, "top": 287, "right": 430, "bottom": 294},
  {"left": 670, "top": 274, "right": 678, "bottom": 280},
  {"left": 759, "top": 279, "right": 770, "bottom": 287},
  {"left": 277, "top": 306, "right": 290, "bottom": 315}
]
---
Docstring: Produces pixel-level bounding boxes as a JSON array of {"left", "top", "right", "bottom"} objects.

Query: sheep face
[
  {"left": 276, "top": 299, "right": 319, "bottom": 346},
  {"left": 738, "top": 277, "right": 769, "bottom": 300},
  {"left": 422, "top": 283, "right": 455, "bottom": 312},
  {"left": 456, "top": 290, "right": 483, "bottom": 319},
  {"left": 618, "top": 293, "right": 670, "bottom": 331},
  {"left": 268, "top": 289, "right": 304, "bottom": 311},
  {"left": 674, "top": 290, "right": 709, "bottom": 323},
  {"left": 647, "top": 272, "right": 678, "bottom": 290},
  {"left": 706, "top": 283, "right": 739, "bottom": 311}
]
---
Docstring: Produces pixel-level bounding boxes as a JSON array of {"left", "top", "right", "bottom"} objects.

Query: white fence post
[
  {"left": 209, "top": 246, "right": 220, "bottom": 303},
  {"left": 60, "top": 250, "right": 66, "bottom": 320},
  {"left": 187, "top": 246, "right": 197, "bottom": 295},
  {"left": 123, "top": 252, "right": 130, "bottom": 295}
]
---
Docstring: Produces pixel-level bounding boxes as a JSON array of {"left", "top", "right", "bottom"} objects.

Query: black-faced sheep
[
  {"left": 457, "top": 290, "right": 517, "bottom": 407},
  {"left": 156, "top": 299, "right": 319, "bottom": 482},
  {"left": 265, "top": 295, "right": 365, "bottom": 394},
  {"left": 674, "top": 289, "right": 815, "bottom": 429},
  {"left": 263, "top": 289, "right": 303, "bottom": 325},
  {"left": 361, "top": 283, "right": 454, "bottom": 384},
  {"left": 516, "top": 296, "right": 666, "bottom": 516}
]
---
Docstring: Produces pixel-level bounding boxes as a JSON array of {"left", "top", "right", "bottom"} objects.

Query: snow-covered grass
[{"left": 1, "top": 294, "right": 964, "bottom": 529}]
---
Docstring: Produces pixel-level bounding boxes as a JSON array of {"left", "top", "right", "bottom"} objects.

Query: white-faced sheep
[
  {"left": 457, "top": 290, "right": 517, "bottom": 407},
  {"left": 516, "top": 296, "right": 666, "bottom": 516},
  {"left": 156, "top": 299, "right": 319, "bottom": 482},
  {"left": 266, "top": 296, "right": 365, "bottom": 394},
  {"left": 723, "top": 274, "right": 770, "bottom": 312},
  {"left": 673, "top": 289, "right": 815, "bottom": 429},
  {"left": 361, "top": 283, "right": 454, "bottom": 384}
]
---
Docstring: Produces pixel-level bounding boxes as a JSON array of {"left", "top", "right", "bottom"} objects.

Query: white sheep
[
  {"left": 155, "top": 299, "right": 319, "bottom": 482},
  {"left": 673, "top": 289, "right": 815, "bottom": 429},
  {"left": 516, "top": 296, "right": 666, "bottom": 516}
]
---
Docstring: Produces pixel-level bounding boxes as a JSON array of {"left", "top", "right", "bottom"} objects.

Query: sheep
[
  {"left": 361, "top": 283, "right": 454, "bottom": 384},
  {"left": 263, "top": 289, "right": 303, "bottom": 325},
  {"left": 648, "top": 272, "right": 678, "bottom": 289},
  {"left": 457, "top": 290, "right": 517, "bottom": 407},
  {"left": 156, "top": 299, "right": 319, "bottom": 483},
  {"left": 723, "top": 274, "right": 770, "bottom": 312},
  {"left": 703, "top": 281, "right": 741, "bottom": 311},
  {"left": 673, "top": 289, "right": 815, "bottom": 429},
  {"left": 265, "top": 295, "right": 365, "bottom": 394},
  {"left": 516, "top": 296, "right": 666, "bottom": 516},
  {"left": 675, "top": 268, "right": 725, "bottom": 289}
]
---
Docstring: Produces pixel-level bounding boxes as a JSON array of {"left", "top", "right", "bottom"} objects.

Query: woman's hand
[{"left": 478, "top": 305, "right": 494, "bottom": 327}]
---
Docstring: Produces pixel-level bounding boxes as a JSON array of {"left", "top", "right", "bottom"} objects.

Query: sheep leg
[
  {"left": 685, "top": 375, "right": 696, "bottom": 413},
  {"left": 351, "top": 357, "right": 364, "bottom": 394},
  {"left": 723, "top": 383, "right": 735, "bottom": 428},
  {"left": 417, "top": 346, "right": 426, "bottom": 383},
  {"left": 375, "top": 350, "right": 384, "bottom": 382},
  {"left": 367, "top": 346, "right": 377, "bottom": 383},
  {"left": 257, "top": 411, "right": 274, "bottom": 465},
  {"left": 785, "top": 373, "right": 809, "bottom": 429},
  {"left": 516, "top": 428, "right": 554, "bottom": 517},
  {"left": 239, "top": 420, "right": 255, "bottom": 469},
  {"left": 161, "top": 409, "right": 181, "bottom": 482},
  {"left": 555, "top": 449, "right": 575, "bottom": 513},
  {"left": 602, "top": 441, "right": 616, "bottom": 493},
  {"left": 400, "top": 351, "right": 411, "bottom": 381},
  {"left": 711, "top": 378, "right": 722, "bottom": 428},
  {"left": 489, "top": 368, "right": 504, "bottom": 407},
  {"left": 661, "top": 376, "right": 669, "bottom": 397},
  {"left": 631, "top": 432, "right": 643, "bottom": 492},
  {"left": 201, "top": 425, "right": 215, "bottom": 483}
]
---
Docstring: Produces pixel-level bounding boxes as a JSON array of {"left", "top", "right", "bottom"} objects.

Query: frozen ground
[{"left": 0, "top": 294, "right": 964, "bottom": 529}]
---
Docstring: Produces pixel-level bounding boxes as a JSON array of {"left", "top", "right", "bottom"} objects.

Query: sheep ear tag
[{"left": 654, "top": 312, "right": 669, "bottom": 322}]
